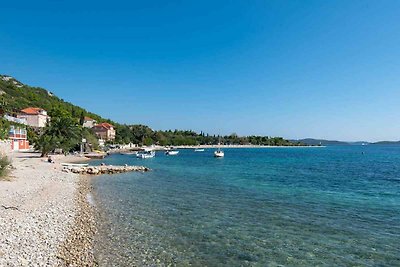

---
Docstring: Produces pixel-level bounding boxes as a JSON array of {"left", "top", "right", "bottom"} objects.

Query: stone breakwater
[{"left": 65, "top": 165, "right": 150, "bottom": 175}]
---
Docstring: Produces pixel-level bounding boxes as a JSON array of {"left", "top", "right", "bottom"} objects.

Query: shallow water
[{"left": 91, "top": 146, "right": 400, "bottom": 266}]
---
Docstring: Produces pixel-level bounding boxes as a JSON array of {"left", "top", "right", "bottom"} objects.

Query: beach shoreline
[
  {"left": 0, "top": 151, "right": 96, "bottom": 266},
  {"left": 58, "top": 174, "right": 97, "bottom": 266}
]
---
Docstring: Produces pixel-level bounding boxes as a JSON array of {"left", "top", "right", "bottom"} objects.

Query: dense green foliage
[
  {"left": 82, "top": 128, "right": 99, "bottom": 150},
  {"left": 34, "top": 114, "right": 81, "bottom": 156},
  {"left": 0, "top": 118, "right": 10, "bottom": 140},
  {"left": 113, "top": 126, "right": 303, "bottom": 146},
  {"left": 1, "top": 75, "right": 302, "bottom": 147},
  {"left": 0, "top": 76, "right": 110, "bottom": 124}
]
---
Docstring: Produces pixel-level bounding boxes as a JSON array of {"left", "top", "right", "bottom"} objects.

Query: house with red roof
[
  {"left": 92, "top": 122, "right": 116, "bottom": 141},
  {"left": 83, "top": 116, "right": 97, "bottom": 128},
  {"left": 17, "top": 107, "right": 50, "bottom": 128}
]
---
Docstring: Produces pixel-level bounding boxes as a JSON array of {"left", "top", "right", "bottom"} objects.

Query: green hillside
[
  {"left": 0, "top": 74, "right": 302, "bottom": 147},
  {"left": 0, "top": 75, "right": 111, "bottom": 124}
]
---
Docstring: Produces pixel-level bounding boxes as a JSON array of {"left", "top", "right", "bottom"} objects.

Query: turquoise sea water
[{"left": 91, "top": 146, "right": 400, "bottom": 266}]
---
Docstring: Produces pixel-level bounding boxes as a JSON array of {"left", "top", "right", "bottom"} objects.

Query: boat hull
[
  {"left": 214, "top": 151, "right": 224, "bottom": 157},
  {"left": 137, "top": 151, "right": 155, "bottom": 159},
  {"left": 166, "top": 151, "right": 179, "bottom": 155}
]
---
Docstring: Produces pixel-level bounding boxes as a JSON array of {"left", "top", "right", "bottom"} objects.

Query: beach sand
[{"left": 0, "top": 151, "right": 95, "bottom": 266}]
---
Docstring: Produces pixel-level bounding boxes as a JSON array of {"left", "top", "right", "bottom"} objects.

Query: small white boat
[
  {"left": 61, "top": 163, "right": 89, "bottom": 167},
  {"left": 165, "top": 150, "right": 179, "bottom": 156},
  {"left": 214, "top": 140, "right": 224, "bottom": 157},
  {"left": 194, "top": 148, "right": 205, "bottom": 152},
  {"left": 120, "top": 151, "right": 138, "bottom": 156},
  {"left": 214, "top": 149, "right": 224, "bottom": 157},
  {"left": 137, "top": 150, "right": 155, "bottom": 159}
]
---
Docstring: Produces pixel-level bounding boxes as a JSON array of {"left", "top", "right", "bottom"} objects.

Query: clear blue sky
[{"left": 1, "top": 1, "right": 400, "bottom": 141}]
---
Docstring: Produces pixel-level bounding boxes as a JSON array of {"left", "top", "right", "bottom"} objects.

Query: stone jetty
[{"left": 64, "top": 165, "right": 150, "bottom": 175}]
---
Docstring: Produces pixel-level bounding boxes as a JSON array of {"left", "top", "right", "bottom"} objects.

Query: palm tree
[{"left": 35, "top": 116, "right": 81, "bottom": 157}]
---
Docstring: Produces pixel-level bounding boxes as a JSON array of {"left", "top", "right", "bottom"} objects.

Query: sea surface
[{"left": 90, "top": 146, "right": 400, "bottom": 266}]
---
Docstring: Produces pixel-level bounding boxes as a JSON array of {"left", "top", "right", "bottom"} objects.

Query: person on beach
[{"left": 47, "top": 156, "right": 55, "bottom": 163}]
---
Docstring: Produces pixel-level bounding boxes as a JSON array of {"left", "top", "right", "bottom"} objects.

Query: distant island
[
  {"left": 291, "top": 138, "right": 400, "bottom": 146},
  {"left": 370, "top": 141, "right": 400, "bottom": 145}
]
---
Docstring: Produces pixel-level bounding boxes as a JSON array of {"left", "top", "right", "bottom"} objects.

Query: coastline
[
  {"left": 110, "top": 144, "right": 326, "bottom": 152},
  {"left": 0, "top": 152, "right": 96, "bottom": 266},
  {"left": 57, "top": 174, "right": 97, "bottom": 266},
  {"left": 150, "top": 144, "right": 325, "bottom": 150},
  {"left": 105, "top": 144, "right": 326, "bottom": 154}
]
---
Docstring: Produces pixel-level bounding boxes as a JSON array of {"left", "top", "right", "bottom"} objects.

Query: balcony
[{"left": 9, "top": 126, "right": 27, "bottom": 140}]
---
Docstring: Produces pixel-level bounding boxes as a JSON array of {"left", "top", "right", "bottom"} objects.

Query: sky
[{"left": 1, "top": 0, "right": 400, "bottom": 141}]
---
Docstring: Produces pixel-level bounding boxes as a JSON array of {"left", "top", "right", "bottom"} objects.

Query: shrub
[{"left": 0, "top": 155, "right": 11, "bottom": 179}]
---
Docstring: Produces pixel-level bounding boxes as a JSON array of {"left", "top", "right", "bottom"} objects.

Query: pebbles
[
  {"left": 0, "top": 154, "right": 77, "bottom": 266},
  {"left": 57, "top": 176, "right": 97, "bottom": 266},
  {"left": 0, "top": 154, "right": 150, "bottom": 266}
]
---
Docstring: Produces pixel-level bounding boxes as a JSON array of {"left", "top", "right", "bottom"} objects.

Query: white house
[
  {"left": 83, "top": 116, "right": 97, "bottom": 128},
  {"left": 17, "top": 107, "right": 50, "bottom": 128}
]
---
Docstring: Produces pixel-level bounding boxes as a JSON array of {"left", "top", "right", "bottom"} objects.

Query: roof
[
  {"left": 20, "top": 107, "right": 45, "bottom": 115},
  {"left": 101, "top": 122, "right": 113, "bottom": 128},
  {"left": 84, "top": 116, "right": 95, "bottom": 121},
  {"left": 93, "top": 122, "right": 114, "bottom": 130}
]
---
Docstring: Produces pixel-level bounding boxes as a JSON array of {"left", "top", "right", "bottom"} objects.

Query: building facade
[
  {"left": 9, "top": 126, "right": 30, "bottom": 151},
  {"left": 83, "top": 116, "right": 97, "bottom": 128},
  {"left": 17, "top": 107, "right": 50, "bottom": 128},
  {"left": 92, "top": 122, "right": 116, "bottom": 141}
]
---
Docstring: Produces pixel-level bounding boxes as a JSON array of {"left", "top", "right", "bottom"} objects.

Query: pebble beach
[{"left": 0, "top": 152, "right": 96, "bottom": 266}]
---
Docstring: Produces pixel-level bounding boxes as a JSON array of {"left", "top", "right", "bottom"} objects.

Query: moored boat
[
  {"left": 61, "top": 163, "right": 89, "bottom": 167},
  {"left": 214, "top": 141, "right": 224, "bottom": 157},
  {"left": 84, "top": 152, "right": 107, "bottom": 159},
  {"left": 214, "top": 149, "right": 224, "bottom": 157},
  {"left": 194, "top": 148, "right": 205, "bottom": 152},
  {"left": 165, "top": 150, "right": 179, "bottom": 155},
  {"left": 137, "top": 150, "right": 155, "bottom": 159},
  {"left": 120, "top": 151, "right": 138, "bottom": 156}
]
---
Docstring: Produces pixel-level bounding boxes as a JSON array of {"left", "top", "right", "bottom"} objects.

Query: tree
[
  {"left": 0, "top": 118, "right": 10, "bottom": 140},
  {"left": 79, "top": 111, "right": 85, "bottom": 126},
  {"left": 35, "top": 134, "right": 58, "bottom": 157},
  {"left": 82, "top": 128, "right": 99, "bottom": 151},
  {"left": 34, "top": 115, "right": 81, "bottom": 157}
]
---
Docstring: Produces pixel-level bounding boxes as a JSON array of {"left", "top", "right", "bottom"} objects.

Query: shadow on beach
[{"left": 14, "top": 152, "right": 42, "bottom": 159}]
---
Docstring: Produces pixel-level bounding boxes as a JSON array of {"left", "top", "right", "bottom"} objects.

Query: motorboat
[
  {"left": 194, "top": 148, "right": 205, "bottom": 152},
  {"left": 137, "top": 150, "right": 155, "bottom": 159},
  {"left": 120, "top": 151, "right": 138, "bottom": 156},
  {"left": 165, "top": 150, "right": 179, "bottom": 156},
  {"left": 214, "top": 149, "right": 224, "bottom": 157}
]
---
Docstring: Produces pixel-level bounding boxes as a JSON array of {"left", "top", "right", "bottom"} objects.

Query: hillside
[
  {"left": 0, "top": 74, "right": 303, "bottom": 146},
  {"left": 0, "top": 75, "right": 112, "bottom": 124}
]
